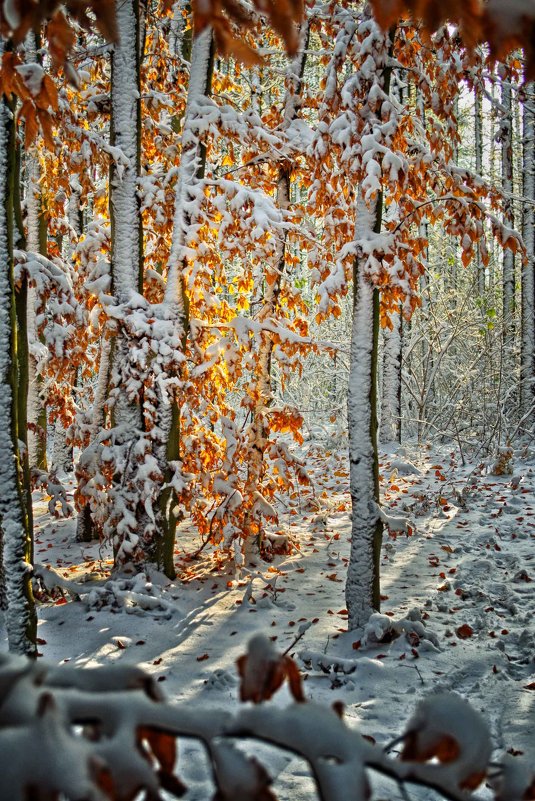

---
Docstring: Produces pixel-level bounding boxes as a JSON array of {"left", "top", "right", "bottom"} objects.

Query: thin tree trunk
[
  {"left": 26, "top": 151, "right": 48, "bottom": 471},
  {"left": 501, "top": 75, "right": 515, "bottom": 346},
  {"left": 0, "top": 49, "right": 37, "bottom": 655},
  {"left": 51, "top": 183, "right": 80, "bottom": 474},
  {"left": 379, "top": 306, "right": 402, "bottom": 444},
  {"left": 521, "top": 82, "right": 534, "bottom": 424},
  {"left": 244, "top": 22, "right": 310, "bottom": 561},
  {"left": 347, "top": 196, "right": 383, "bottom": 628},
  {"left": 24, "top": 33, "right": 47, "bottom": 472},
  {"left": 153, "top": 27, "right": 214, "bottom": 577},
  {"left": 76, "top": 336, "right": 113, "bottom": 542},
  {"left": 346, "top": 19, "right": 394, "bottom": 630},
  {"left": 474, "top": 85, "right": 485, "bottom": 295}
]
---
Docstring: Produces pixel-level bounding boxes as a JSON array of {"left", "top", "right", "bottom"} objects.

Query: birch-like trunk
[
  {"left": 153, "top": 27, "right": 214, "bottom": 577},
  {"left": 244, "top": 23, "right": 309, "bottom": 560},
  {"left": 346, "top": 16, "right": 394, "bottom": 630},
  {"left": 109, "top": 0, "right": 144, "bottom": 433},
  {"left": 521, "top": 83, "right": 534, "bottom": 423},
  {"left": 379, "top": 307, "right": 402, "bottom": 444},
  {"left": 0, "top": 53, "right": 37, "bottom": 655},
  {"left": 501, "top": 77, "right": 515, "bottom": 345}
]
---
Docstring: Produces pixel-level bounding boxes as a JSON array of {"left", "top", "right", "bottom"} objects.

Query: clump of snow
[{"left": 363, "top": 610, "right": 440, "bottom": 648}]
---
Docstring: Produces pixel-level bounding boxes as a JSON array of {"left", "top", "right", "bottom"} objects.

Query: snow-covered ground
[{"left": 1, "top": 439, "right": 534, "bottom": 799}]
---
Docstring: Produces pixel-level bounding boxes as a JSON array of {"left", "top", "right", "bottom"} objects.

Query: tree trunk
[
  {"left": 26, "top": 150, "right": 48, "bottom": 471},
  {"left": 379, "top": 306, "right": 402, "bottom": 444},
  {"left": 474, "top": 85, "right": 485, "bottom": 295},
  {"left": 244, "top": 22, "right": 309, "bottom": 561},
  {"left": 346, "top": 17, "right": 394, "bottom": 630},
  {"left": 0, "top": 51, "right": 37, "bottom": 655},
  {"left": 107, "top": 0, "right": 146, "bottom": 561},
  {"left": 500, "top": 74, "right": 515, "bottom": 345},
  {"left": 24, "top": 33, "right": 47, "bottom": 472},
  {"left": 347, "top": 196, "right": 383, "bottom": 629},
  {"left": 521, "top": 82, "right": 534, "bottom": 424},
  {"left": 76, "top": 336, "right": 113, "bottom": 542},
  {"left": 51, "top": 182, "right": 80, "bottom": 475},
  {"left": 153, "top": 26, "right": 214, "bottom": 577}
]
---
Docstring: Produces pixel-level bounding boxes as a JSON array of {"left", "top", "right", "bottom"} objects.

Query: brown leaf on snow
[{"left": 456, "top": 624, "right": 474, "bottom": 639}]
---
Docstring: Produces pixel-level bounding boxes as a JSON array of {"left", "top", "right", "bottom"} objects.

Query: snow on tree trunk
[
  {"left": 107, "top": 0, "right": 146, "bottom": 561},
  {"left": 24, "top": 32, "right": 47, "bottom": 472},
  {"left": 474, "top": 85, "right": 485, "bottom": 296},
  {"left": 26, "top": 151, "right": 47, "bottom": 471},
  {"left": 110, "top": 0, "right": 143, "bottom": 298},
  {"left": 244, "top": 22, "right": 309, "bottom": 562},
  {"left": 521, "top": 82, "right": 535, "bottom": 424},
  {"left": 345, "top": 13, "right": 395, "bottom": 631},
  {"left": 51, "top": 182, "right": 80, "bottom": 475},
  {"left": 500, "top": 72, "right": 515, "bottom": 345},
  {"left": 346, "top": 196, "right": 383, "bottom": 630},
  {"left": 379, "top": 306, "right": 402, "bottom": 444},
  {"left": 110, "top": 0, "right": 143, "bottom": 304},
  {"left": 152, "top": 27, "right": 214, "bottom": 576},
  {"left": 169, "top": 0, "right": 185, "bottom": 57},
  {"left": 0, "top": 48, "right": 37, "bottom": 655},
  {"left": 165, "top": 27, "right": 213, "bottom": 311},
  {"left": 76, "top": 335, "right": 112, "bottom": 542}
]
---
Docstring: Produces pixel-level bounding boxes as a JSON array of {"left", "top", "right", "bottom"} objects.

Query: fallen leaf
[{"left": 456, "top": 624, "right": 474, "bottom": 639}]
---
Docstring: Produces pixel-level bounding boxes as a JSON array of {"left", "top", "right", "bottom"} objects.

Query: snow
[{"left": 1, "top": 439, "right": 534, "bottom": 798}]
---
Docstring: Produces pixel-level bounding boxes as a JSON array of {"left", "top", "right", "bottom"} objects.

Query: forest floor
[{"left": 2, "top": 437, "right": 535, "bottom": 800}]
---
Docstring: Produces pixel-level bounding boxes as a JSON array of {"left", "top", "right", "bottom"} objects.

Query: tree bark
[
  {"left": 26, "top": 150, "right": 48, "bottom": 471},
  {"left": 521, "top": 82, "right": 534, "bottom": 424},
  {"left": 244, "top": 22, "right": 310, "bottom": 561},
  {"left": 500, "top": 74, "right": 515, "bottom": 345},
  {"left": 379, "top": 307, "right": 402, "bottom": 444},
  {"left": 347, "top": 196, "right": 383, "bottom": 628},
  {"left": 346, "top": 17, "right": 394, "bottom": 630},
  {"left": 474, "top": 85, "right": 485, "bottom": 295},
  {"left": 0, "top": 48, "right": 37, "bottom": 655},
  {"left": 106, "top": 0, "right": 146, "bottom": 561},
  {"left": 153, "top": 26, "right": 214, "bottom": 577}
]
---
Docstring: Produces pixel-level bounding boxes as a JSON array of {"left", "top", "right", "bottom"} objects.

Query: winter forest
[{"left": 0, "top": 0, "right": 534, "bottom": 798}]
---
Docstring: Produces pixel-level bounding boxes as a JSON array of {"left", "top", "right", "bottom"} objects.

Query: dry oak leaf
[{"left": 236, "top": 633, "right": 305, "bottom": 703}]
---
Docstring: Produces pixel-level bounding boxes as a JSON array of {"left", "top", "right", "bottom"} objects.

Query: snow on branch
[{"left": 0, "top": 634, "right": 533, "bottom": 801}]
